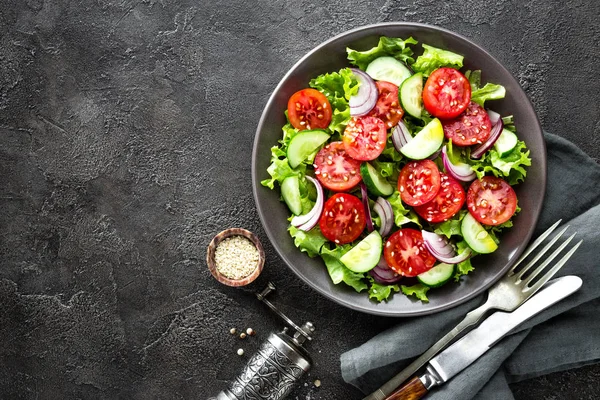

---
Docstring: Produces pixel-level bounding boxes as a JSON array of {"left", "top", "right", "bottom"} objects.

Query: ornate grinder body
[{"left": 214, "top": 283, "right": 315, "bottom": 400}]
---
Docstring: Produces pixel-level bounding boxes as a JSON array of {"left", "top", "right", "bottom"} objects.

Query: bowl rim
[
  {"left": 206, "top": 228, "right": 265, "bottom": 287},
  {"left": 252, "top": 22, "right": 546, "bottom": 316}
]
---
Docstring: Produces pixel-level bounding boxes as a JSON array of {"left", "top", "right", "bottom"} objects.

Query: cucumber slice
[
  {"left": 365, "top": 56, "right": 412, "bottom": 87},
  {"left": 400, "top": 73, "right": 424, "bottom": 119},
  {"left": 360, "top": 162, "right": 393, "bottom": 197},
  {"left": 417, "top": 263, "right": 455, "bottom": 288},
  {"left": 287, "top": 130, "right": 330, "bottom": 168},
  {"left": 400, "top": 118, "right": 444, "bottom": 160},
  {"left": 280, "top": 176, "right": 303, "bottom": 215},
  {"left": 340, "top": 231, "right": 383, "bottom": 273},
  {"left": 494, "top": 128, "right": 518, "bottom": 157},
  {"left": 461, "top": 213, "right": 498, "bottom": 254}
]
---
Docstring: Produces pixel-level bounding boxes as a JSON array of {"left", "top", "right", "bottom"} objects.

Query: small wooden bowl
[{"left": 206, "top": 228, "right": 265, "bottom": 287}]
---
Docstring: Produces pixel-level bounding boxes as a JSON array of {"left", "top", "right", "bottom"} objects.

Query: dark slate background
[{"left": 0, "top": 0, "right": 598, "bottom": 399}]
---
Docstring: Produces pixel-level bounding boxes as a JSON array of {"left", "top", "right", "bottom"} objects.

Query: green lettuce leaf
[
  {"left": 387, "top": 191, "right": 422, "bottom": 227},
  {"left": 261, "top": 145, "right": 305, "bottom": 189},
  {"left": 471, "top": 83, "right": 506, "bottom": 106},
  {"left": 309, "top": 68, "right": 359, "bottom": 135},
  {"left": 471, "top": 140, "right": 531, "bottom": 185},
  {"left": 412, "top": 44, "right": 464, "bottom": 76},
  {"left": 367, "top": 277, "right": 400, "bottom": 302},
  {"left": 433, "top": 210, "right": 468, "bottom": 238},
  {"left": 320, "top": 245, "right": 368, "bottom": 292},
  {"left": 347, "top": 36, "right": 418, "bottom": 70},
  {"left": 288, "top": 225, "right": 327, "bottom": 258},
  {"left": 454, "top": 240, "right": 475, "bottom": 280},
  {"left": 465, "top": 70, "right": 481, "bottom": 92},
  {"left": 401, "top": 283, "right": 430, "bottom": 302}
]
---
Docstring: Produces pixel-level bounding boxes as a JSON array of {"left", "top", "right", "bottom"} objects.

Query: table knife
[{"left": 381, "top": 275, "right": 582, "bottom": 400}]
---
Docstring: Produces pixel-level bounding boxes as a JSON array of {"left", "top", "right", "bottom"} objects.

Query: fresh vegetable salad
[{"left": 262, "top": 37, "right": 531, "bottom": 302}]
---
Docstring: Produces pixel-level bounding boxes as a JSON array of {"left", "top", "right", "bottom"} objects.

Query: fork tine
[
  {"left": 525, "top": 239, "right": 583, "bottom": 294},
  {"left": 508, "top": 219, "right": 562, "bottom": 275},
  {"left": 515, "top": 224, "right": 570, "bottom": 280},
  {"left": 521, "top": 232, "right": 576, "bottom": 285}
]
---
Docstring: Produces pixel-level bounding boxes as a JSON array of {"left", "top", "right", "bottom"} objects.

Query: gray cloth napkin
[{"left": 340, "top": 132, "right": 600, "bottom": 399}]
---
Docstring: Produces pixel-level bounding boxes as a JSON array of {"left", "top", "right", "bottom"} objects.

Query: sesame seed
[{"left": 214, "top": 236, "right": 259, "bottom": 280}]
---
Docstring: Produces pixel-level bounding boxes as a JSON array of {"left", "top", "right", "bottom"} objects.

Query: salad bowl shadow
[{"left": 251, "top": 22, "right": 546, "bottom": 317}]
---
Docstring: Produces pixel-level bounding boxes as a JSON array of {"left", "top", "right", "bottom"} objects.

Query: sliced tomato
[
  {"left": 467, "top": 176, "right": 517, "bottom": 225},
  {"left": 414, "top": 173, "right": 466, "bottom": 223},
  {"left": 319, "top": 193, "right": 366, "bottom": 244},
  {"left": 368, "top": 81, "right": 404, "bottom": 129},
  {"left": 314, "top": 141, "right": 362, "bottom": 191},
  {"left": 398, "top": 160, "right": 441, "bottom": 206},
  {"left": 384, "top": 229, "right": 436, "bottom": 277},
  {"left": 287, "top": 88, "right": 332, "bottom": 131},
  {"left": 442, "top": 101, "right": 492, "bottom": 146},
  {"left": 423, "top": 67, "right": 471, "bottom": 119},
  {"left": 342, "top": 116, "right": 387, "bottom": 161}
]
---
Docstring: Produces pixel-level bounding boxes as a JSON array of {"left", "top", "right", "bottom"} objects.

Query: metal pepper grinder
[{"left": 213, "top": 282, "right": 315, "bottom": 400}]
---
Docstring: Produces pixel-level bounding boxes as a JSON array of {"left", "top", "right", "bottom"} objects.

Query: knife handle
[{"left": 385, "top": 376, "right": 428, "bottom": 400}]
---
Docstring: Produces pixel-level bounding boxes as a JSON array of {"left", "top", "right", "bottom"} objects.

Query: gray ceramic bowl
[{"left": 251, "top": 23, "right": 546, "bottom": 317}]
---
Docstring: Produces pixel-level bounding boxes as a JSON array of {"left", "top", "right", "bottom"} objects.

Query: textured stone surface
[{"left": 0, "top": 0, "right": 598, "bottom": 399}]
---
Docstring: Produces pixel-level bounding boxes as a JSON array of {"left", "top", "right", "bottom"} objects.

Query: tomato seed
[
  {"left": 323, "top": 102, "right": 327, "bottom": 108},
  {"left": 387, "top": 122, "right": 393, "bottom": 127},
  {"left": 343, "top": 176, "right": 349, "bottom": 181},
  {"left": 327, "top": 160, "right": 332, "bottom": 165},
  {"left": 317, "top": 106, "right": 322, "bottom": 111},
  {"left": 492, "top": 219, "right": 498, "bottom": 224},
  {"left": 354, "top": 216, "right": 359, "bottom": 223},
  {"left": 335, "top": 239, "right": 340, "bottom": 244},
  {"left": 350, "top": 170, "right": 356, "bottom": 175},
  {"left": 322, "top": 172, "right": 328, "bottom": 177},
  {"left": 471, "top": 138, "right": 477, "bottom": 143},
  {"left": 300, "top": 121, "right": 306, "bottom": 125},
  {"left": 453, "top": 198, "right": 460, "bottom": 203},
  {"left": 399, "top": 186, "right": 405, "bottom": 193}
]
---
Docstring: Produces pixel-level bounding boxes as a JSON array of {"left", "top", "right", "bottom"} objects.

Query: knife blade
[{"left": 383, "top": 275, "right": 582, "bottom": 400}]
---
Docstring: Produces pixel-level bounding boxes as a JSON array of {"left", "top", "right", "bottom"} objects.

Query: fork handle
[{"left": 362, "top": 301, "right": 492, "bottom": 400}]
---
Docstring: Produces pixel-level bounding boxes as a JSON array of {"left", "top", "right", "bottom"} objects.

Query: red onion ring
[
  {"left": 391, "top": 120, "right": 412, "bottom": 152},
  {"left": 373, "top": 197, "right": 394, "bottom": 237},
  {"left": 487, "top": 109, "right": 501, "bottom": 126},
  {"left": 441, "top": 145, "right": 476, "bottom": 182},
  {"left": 471, "top": 118, "right": 504, "bottom": 159},
  {"left": 369, "top": 257, "right": 403, "bottom": 284},
  {"left": 360, "top": 181, "right": 374, "bottom": 232},
  {"left": 291, "top": 176, "right": 324, "bottom": 231},
  {"left": 349, "top": 69, "right": 378, "bottom": 116},
  {"left": 422, "top": 230, "right": 473, "bottom": 264}
]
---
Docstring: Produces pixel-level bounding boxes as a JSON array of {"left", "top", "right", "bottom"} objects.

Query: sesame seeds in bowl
[{"left": 206, "top": 228, "right": 265, "bottom": 287}]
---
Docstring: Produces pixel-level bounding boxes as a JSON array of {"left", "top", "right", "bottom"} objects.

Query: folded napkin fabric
[{"left": 340, "top": 132, "right": 600, "bottom": 399}]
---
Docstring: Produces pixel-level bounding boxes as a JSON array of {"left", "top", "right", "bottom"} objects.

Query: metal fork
[{"left": 364, "top": 220, "right": 583, "bottom": 400}]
